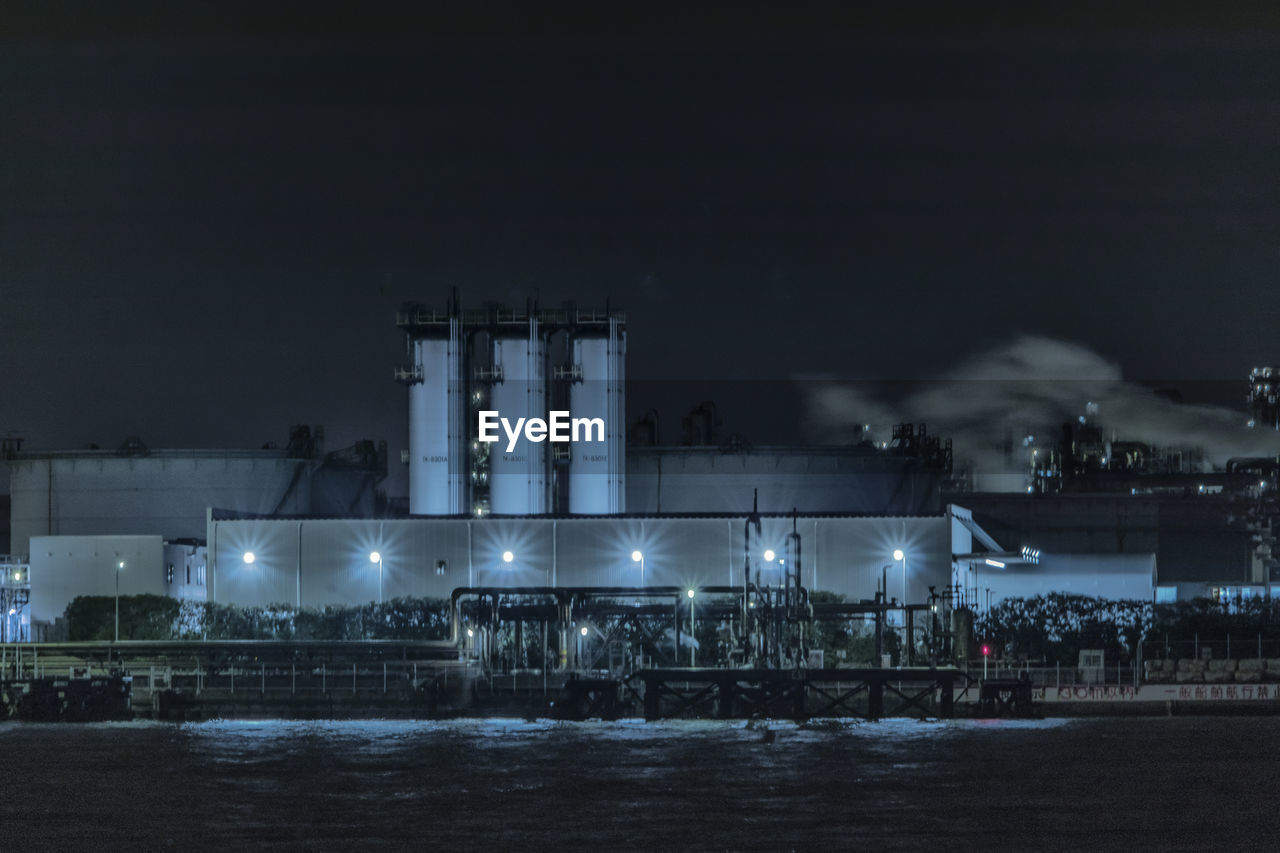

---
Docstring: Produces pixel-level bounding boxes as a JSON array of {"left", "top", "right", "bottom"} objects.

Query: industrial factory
[{"left": 2, "top": 295, "right": 1277, "bottom": 645}]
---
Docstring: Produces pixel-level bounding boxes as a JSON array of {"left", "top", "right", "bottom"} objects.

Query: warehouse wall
[
  {"left": 980, "top": 553, "right": 1157, "bottom": 604},
  {"left": 29, "top": 534, "right": 166, "bottom": 625},
  {"left": 207, "top": 514, "right": 958, "bottom": 609}
]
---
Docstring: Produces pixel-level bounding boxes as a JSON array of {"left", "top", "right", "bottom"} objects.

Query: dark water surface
[{"left": 2, "top": 716, "right": 1278, "bottom": 851}]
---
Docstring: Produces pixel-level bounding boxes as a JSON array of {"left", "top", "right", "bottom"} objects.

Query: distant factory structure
[
  {"left": 955, "top": 369, "right": 1280, "bottom": 598},
  {"left": 6, "top": 427, "right": 387, "bottom": 556}
]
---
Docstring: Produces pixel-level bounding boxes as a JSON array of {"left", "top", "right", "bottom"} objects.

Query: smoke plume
[{"left": 803, "top": 336, "right": 1280, "bottom": 490}]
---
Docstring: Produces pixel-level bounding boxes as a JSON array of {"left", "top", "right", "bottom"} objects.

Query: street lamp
[
  {"left": 370, "top": 551, "right": 383, "bottom": 604},
  {"left": 687, "top": 589, "right": 696, "bottom": 667},
  {"left": 631, "top": 550, "right": 645, "bottom": 587},
  {"left": 893, "top": 549, "right": 907, "bottom": 610},
  {"left": 502, "top": 550, "right": 514, "bottom": 564},
  {"left": 114, "top": 560, "right": 124, "bottom": 643},
  {"left": 763, "top": 549, "right": 776, "bottom": 562}
]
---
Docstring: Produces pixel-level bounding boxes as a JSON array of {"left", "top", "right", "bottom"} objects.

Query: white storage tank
[
  {"left": 488, "top": 317, "right": 548, "bottom": 514},
  {"left": 408, "top": 320, "right": 466, "bottom": 515},
  {"left": 568, "top": 316, "right": 626, "bottom": 513}
]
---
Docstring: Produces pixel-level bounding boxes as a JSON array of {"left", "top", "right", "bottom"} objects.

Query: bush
[
  {"left": 63, "top": 595, "right": 452, "bottom": 641},
  {"left": 979, "top": 594, "right": 1152, "bottom": 664}
]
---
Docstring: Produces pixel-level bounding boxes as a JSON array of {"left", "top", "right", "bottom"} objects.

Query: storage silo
[
  {"left": 404, "top": 310, "right": 466, "bottom": 515},
  {"left": 488, "top": 314, "right": 548, "bottom": 514},
  {"left": 568, "top": 313, "right": 626, "bottom": 513}
]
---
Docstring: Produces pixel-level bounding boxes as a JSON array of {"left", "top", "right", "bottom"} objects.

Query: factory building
[
  {"left": 20, "top": 293, "right": 1251, "bottom": 636},
  {"left": 206, "top": 508, "right": 970, "bottom": 609}
]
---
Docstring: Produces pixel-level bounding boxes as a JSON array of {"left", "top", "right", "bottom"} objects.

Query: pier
[{"left": 633, "top": 666, "right": 963, "bottom": 721}]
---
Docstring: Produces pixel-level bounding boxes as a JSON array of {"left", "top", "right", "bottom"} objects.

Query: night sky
[{"left": 5, "top": 6, "right": 1280, "bottom": 495}]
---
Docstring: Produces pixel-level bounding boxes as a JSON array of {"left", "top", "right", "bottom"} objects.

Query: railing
[
  {"left": 393, "top": 364, "right": 424, "bottom": 383},
  {"left": 963, "top": 662, "right": 1140, "bottom": 688},
  {"left": 1142, "top": 635, "right": 1280, "bottom": 661}
]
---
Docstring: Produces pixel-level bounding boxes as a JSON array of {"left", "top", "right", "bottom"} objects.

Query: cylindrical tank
[
  {"left": 409, "top": 320, "right": 466, "bottom": 515},
  {"left": 568, "top": 317, "right": 626, "bottom": 513},
  {"left": 488, "top": 317, "right": 548, "bottom": 514}
]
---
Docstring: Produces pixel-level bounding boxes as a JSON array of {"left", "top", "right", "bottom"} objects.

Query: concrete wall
[
  {"left": 29, "top": 534, "right": 166, "bottom": 624},
  {"left": 207, "top": 514, "right": 960, "bottom": 609}
]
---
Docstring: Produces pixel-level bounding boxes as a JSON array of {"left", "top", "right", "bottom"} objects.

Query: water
[{"left": 2, "top": 716, "right": 1278, "bottom": 850}]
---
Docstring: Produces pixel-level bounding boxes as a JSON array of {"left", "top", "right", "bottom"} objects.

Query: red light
[{"left": 981, "top": 644, "right": 991, "bottom": 657}]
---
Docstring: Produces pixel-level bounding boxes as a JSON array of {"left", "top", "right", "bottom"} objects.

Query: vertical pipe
[
  {"left": 813, "top": 520, "right": 818, "bottom": 590},
  {"left": 673, "top": 596, "right": 681, "bottom": 665},
  {"left": 467, "top": 521, "right": 474, "bottom": 588},
  {"left": 727, "top": 520, "right": 733, "bottom": 586},
  {"left": 906, "top": 609, "right": 915, "bottom": 667},
  {"left": 296, "top": 521, "right": 303, "bottom": 608},
  {"left": 211, "top": 520, "right": 217, "bottom": 603},
  {"left": 689, "top": 595, "right": 696, "bottom": 667},
  {"left": 552, "top": 520, "right": 558, "bottom": 586}
]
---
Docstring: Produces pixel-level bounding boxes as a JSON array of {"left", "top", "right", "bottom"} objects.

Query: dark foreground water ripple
[{"left": 2, "top": 716, "right": 1278, "bottom": 851}]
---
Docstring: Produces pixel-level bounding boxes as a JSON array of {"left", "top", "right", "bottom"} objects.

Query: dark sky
[{"left": 5, "top": 7, "right": 1280, "bottom": 495}]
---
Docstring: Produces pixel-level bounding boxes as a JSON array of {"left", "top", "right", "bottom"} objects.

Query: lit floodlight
[
  {"left": 631, "top": 550, "right": 643, "bottom": 563},
  {"left": 370, "top": 551, "right": 381, "bottom": 564},
  {"left": 893, "top": 549, "right": 905, "bottom": 561},
  {"left": 580, "top": 626, "right": 589, "bottom": 637},
  {"left": 985, "top": 559, "right": 1006, "bottom": 568},
  {"left": 466, "top": 628, "right": 474, "bottom": 638},
  {"left": 763, "top": 549, "right": 776, "bottom": 562},
  {"left": 502, "top": 550, "right": 514, "bottom": 563},
  {"left": 118, "top": 561, "right": 125, "bottom": 569},
  {"left": 242, "top": 552, "right": 255, "bottom": 565},
  {"left": 687, "top": 589, "right": 696, "bottom": 599}
]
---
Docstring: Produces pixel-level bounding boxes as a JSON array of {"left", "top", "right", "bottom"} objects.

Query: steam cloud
[{"left": 803, "top": 335, "right": 1280, "bottom": 491}]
